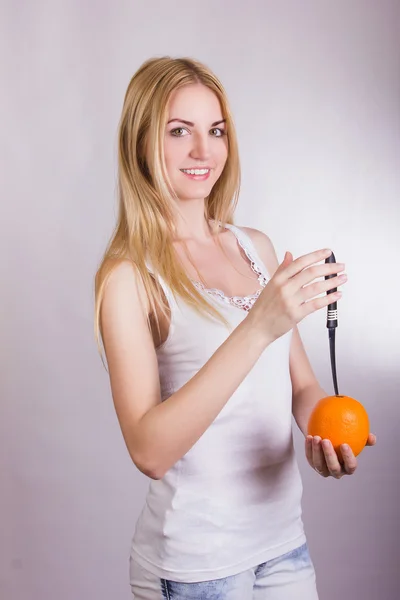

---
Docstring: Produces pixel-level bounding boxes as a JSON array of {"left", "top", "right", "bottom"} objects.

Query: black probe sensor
[{"left": 325, "top": 252, "right": 340, "bottom": 396}]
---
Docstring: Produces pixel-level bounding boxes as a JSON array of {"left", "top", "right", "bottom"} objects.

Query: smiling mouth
[{"left": 180, "top": 168, "right": 211, "bottom": 175}]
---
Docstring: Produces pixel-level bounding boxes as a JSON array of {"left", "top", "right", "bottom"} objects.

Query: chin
[{"left": 177, "top": 185, "right": 214, "bottom": 200}]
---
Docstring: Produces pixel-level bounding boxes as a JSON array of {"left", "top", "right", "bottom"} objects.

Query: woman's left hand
[{"left": 305, "top": 433, "right": 377, "bottom": 479}]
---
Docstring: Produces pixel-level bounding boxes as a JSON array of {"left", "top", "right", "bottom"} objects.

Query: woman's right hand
[{"left": 248, "top": 248, "right": 347, "bottom": 344}]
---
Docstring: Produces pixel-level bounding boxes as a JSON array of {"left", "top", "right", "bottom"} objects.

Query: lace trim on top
[{"left": 191, "top": 230, "right": 268, "bottom": 312}]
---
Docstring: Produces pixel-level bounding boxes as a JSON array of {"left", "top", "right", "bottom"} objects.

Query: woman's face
[{"left": 162, "top": 84, "right": 228, "bottom": 201}]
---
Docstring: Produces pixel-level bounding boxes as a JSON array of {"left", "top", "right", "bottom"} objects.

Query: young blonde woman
[{"left": 95, "top": 57, "right": 375, "bottom": 599}]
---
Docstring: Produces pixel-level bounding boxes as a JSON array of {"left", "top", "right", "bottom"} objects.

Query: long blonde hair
[{"left": 94, "top": 56, "right": 241, "bottom": 362}]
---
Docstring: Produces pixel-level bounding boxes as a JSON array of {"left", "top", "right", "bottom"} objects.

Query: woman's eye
[
  {"left": 170, "top": 128, "right": 189, "bottom": 137},
  {"left": 210, "top": 128, "right": 226, "bottom": 137}
]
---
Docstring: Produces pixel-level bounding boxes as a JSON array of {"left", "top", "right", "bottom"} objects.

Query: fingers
[
  {"left": 295, "top": 262, "right": 346, "bottom": 289},
  {"left": 275, "top": 250, "right": 294, "bottom": 273},
  {"left": 258, "top": 247, "right": 347, "bottom": 338},
  {"left": 274, "top": 250, "right": 346, "bottom": 309},
  {"left": 320, "top": 439, "right": 344, "bottom": 478},
  {"left": 306, "top": 436, "right": 330, "bottom": 477},
  {"left": 366, "top": 433, "right": 377, "bottom": 446},
  {"left": 274, "top": 248, "right": 333, "bottom": 282},
  {"left": 312, "top": 437, "right": 330, "bottom": 477},
  {"left": 340, "top": 444, "right": 358, "bottom": 475},
  {"left": 322, "top": 440, "right": 356, "bottom": 477},
  {"left": 305, "top": 435, "right": 313, "bottom": 464},
  {"left": 299, "top": 272, "right": 347, "bottom": 304},
  {"left": 299, "top": 290, "right": 343, "bottom": 320},
  {"left": 307, "top": 437, "right": 358, "bottom": 479}
]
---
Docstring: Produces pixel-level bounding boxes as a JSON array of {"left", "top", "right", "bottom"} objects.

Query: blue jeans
[{"left": 130, "top": 543, "right": 319, "bottom": 599}]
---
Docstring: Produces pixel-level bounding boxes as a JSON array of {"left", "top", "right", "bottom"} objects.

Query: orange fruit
[{"left": 307, "top": 395, "right": 369, "bottom": 461}]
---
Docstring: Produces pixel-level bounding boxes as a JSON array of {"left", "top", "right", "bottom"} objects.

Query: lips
[{"left": 180, "top": 167, "right": 212, "bottom": 181}]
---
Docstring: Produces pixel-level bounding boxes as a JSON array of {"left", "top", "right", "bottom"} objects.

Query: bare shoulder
[
  {"left": 103, "top": 259, "right": 150, "bottom": 317},
  {"left": 237, "top": 226, "right": 280, "bottom": 277}
]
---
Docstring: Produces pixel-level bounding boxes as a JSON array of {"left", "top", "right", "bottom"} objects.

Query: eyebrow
[{"left": 167, "top": 118, "right": 226, "bottom": 127}]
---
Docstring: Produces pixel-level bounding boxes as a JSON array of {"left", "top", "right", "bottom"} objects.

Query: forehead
[{"left": 167, "top": 84, "right": 223, "bottom": 120}]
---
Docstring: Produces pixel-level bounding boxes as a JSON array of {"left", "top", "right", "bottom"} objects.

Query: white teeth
[{"left": 182, "top": 168, "right": 210, "bottom": 175}]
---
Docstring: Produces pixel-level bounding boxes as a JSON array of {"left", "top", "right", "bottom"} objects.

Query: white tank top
[{"left": 130, "top": 223, "right": 305, "bottom": 582}]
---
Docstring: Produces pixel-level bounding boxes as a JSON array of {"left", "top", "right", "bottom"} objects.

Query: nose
[{"left": 189, "top": 131, "right": 211, "bottom": 162}]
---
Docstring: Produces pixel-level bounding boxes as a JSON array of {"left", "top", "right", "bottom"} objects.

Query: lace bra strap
[{"left": 222, "top": 223, "right": 271, "bottom": 282}]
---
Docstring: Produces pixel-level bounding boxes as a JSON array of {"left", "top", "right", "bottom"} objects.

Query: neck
[{"left": 172, "top": 199, "right": 217, "bottom": 243}]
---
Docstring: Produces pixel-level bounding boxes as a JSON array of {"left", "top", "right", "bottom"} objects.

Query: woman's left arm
[{"left": 242, "top": 226, "right": 376, "bottom": 480}]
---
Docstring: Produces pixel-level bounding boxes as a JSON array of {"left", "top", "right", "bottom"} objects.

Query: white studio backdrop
[{"left": 1, "top": 1, "right": 399, "bottom": 599}]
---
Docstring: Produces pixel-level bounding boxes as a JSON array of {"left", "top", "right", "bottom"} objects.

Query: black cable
[{"left": 329, "top": 328, "right": 339, "bottom": 396}]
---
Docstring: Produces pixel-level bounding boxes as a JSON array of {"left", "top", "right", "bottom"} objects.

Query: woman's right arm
[{"left": 100, "top": 248, "right": 344, "bottom": 480}]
